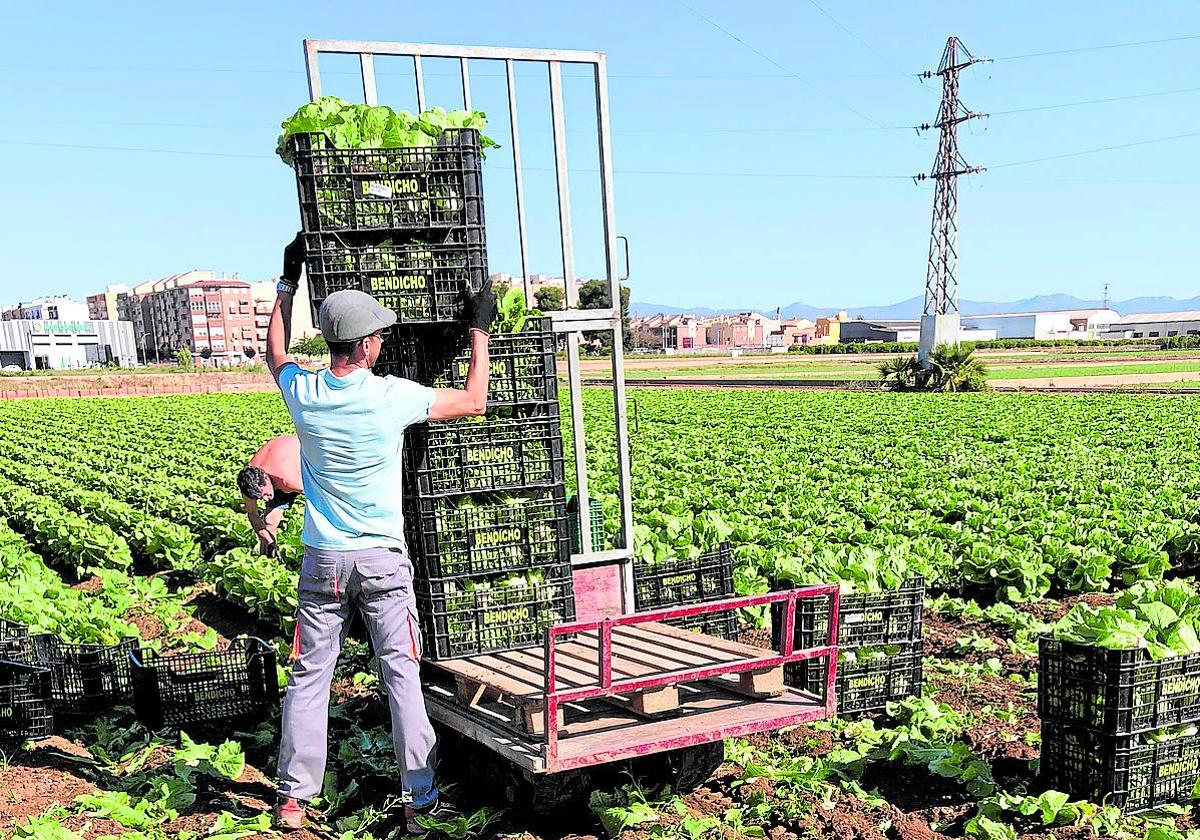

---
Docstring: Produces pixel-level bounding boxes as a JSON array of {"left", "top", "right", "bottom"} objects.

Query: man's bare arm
[
  {"left": 429, "top": 330, "right": 489, "bottom": 420},
  {"left": 242, "top": 496, "right": 267, "bottom": 532},
  {"left": 268, "top": 234, "right": 304, "bottom": 383},
  {"left": 266, "top": 291, "right": 297, "bottom": 382},
  {"left": 428, "top": 285, "right": 497, "bottom": 421}
]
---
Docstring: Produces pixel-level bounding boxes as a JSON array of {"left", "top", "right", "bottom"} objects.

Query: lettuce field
[{"left": 4, "top": 389, "right": 1200, "bottom": 840}]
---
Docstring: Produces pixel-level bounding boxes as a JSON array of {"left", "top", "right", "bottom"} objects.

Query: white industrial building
[
  {"left": 0, "top": 318, "right": 138, "bottom": 369},
  {"left": 960, "top": 309, "right": 1119, "bottom": 340},
  {"left": 1101, "top": 311, "right": 1200, "bottom": 339}
]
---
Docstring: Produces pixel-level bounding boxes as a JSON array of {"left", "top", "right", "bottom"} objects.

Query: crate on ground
[
  {"left": 130, "top": 637, "right": 279, "bottom": 730},
  {"left": 0, "top": 619, "right": 30, "bottom": 662},
  {"left": 1040, "top": 719, "right": 1200, "bottom": 812},
  {"left": 290, "top": 129, "right": 483, "bottom": 234},
  {"left": 31, "top": 635, "right": 139, "bottom": 716},
  {"left": 381, "top": 316, "right": 558, "bottom": 408},
  {"left": 0, "top": 660, "right": 53, "bottom": 744},
  {"left": 407, "top": 487, "right": 570, "bottom": 579},
  {"left": 305, "top": 229, "right": 487, "bottom": 325},
  {"left": 1039, "top": 637, "right": 1200, "bottom": 735},
  {"left": 568, "top": 495, "right": 606, "bottom": 554},
  {"left": 633, "top": 543, "right": 735, "bottom": 612},
  {"left": 417, "top": 566, "right": 575, "bottom": 660},
  {"left": 779, "top": 577, "right": 924, "bottom": 651},
  {"left": 406, "top": 412, "right": 565, "bottom": 497},
  {"left": 786, "top": 641, "right": 923, "bottom": 715}
]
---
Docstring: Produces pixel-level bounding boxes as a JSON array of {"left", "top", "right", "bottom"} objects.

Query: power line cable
[
  {"left": 0, "top": 139, "right": 909, "bottom": 178},
  {"left": 670, "top": 0, "right": 931, "bottom": 149},
  {"left": 995, "top": 33, "right": 1200, "bottom": 61},
  {"left": 991, "top": 130, "right": 1200, "bottom": 169},
  {"left": 802, "top": 0, "right": 935, "bottom": 96},
  {"left": 990, "top": 85, "right": 1200, "bottom": 116},
  {"left": 0, "top": 62, "right": 912, "bottom": 80}
]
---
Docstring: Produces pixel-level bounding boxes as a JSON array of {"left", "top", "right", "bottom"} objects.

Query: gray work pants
[{"left": 276, "top": 546, "right": 437, "bottom": 807}]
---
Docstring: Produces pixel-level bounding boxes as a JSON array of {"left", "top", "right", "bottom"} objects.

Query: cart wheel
[
  {"left": 432, "top": 724, "right": 596, "bottom": 819},
  {"left": 626, "top": 741, "right": 725, "bottom": 794}
]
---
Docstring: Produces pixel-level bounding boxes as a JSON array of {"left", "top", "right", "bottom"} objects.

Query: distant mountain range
[{"left": 630, "top": 294, "right": 1200, "bottom": 320}]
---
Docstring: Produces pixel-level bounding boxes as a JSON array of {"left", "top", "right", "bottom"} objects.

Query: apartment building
[{"left": 86, "top": 285, "right": 131, "bottom": 320}]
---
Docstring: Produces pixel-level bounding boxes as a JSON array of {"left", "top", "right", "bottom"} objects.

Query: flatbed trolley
[{"left": 300, "top": 39, "right": 840, "bottom": 805}]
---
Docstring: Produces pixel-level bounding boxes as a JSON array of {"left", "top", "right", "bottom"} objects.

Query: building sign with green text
[{"left": 30, "top": 321, "right": 95, "bottom": 335}]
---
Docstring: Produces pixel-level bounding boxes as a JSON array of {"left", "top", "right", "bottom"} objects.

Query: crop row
[
  {"left": 0, "top": 515, "right": 202, "bottom": 647},
  {"left": 4, "top": 391, "right": 1200, "bottom": 607}
]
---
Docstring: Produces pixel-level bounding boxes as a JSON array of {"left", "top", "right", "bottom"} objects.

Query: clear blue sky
[{"left": 3, "top": 1, "right": 1199, "bottom": 310}]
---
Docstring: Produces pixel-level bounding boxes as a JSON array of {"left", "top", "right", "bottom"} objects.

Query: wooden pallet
[{"left": 427, "top": 621, "right": 784, "bottom": 735}]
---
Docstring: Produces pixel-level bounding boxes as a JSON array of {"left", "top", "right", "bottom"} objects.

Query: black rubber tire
[{"left": 625, "top": 741, "right": 726, "bottom": 794}]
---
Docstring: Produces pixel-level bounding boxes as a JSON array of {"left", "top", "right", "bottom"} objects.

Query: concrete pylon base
[{"left": 919, "top": 313, "right": 961, "bottom": 365}]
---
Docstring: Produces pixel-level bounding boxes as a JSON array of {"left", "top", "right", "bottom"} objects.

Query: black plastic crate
[
  {"left": 568, "top": 496, "right": 606, "bottom": 554},
  {"left": 0, "top": 619, "right": 30, "bottom": 662},
  {"left": 787, "top": 642, "right": 923, "bottom": 715},
  {"left": 417, "top": 567, "right": 575, "bottom": 660},
  {"left": 1039, "top": 637, "right": 1200, "bottom": 735},
  {"left": 664, "top": 611, "right": 739, "bottom": 642},
  {"left": 380, "top": 317, "right": 558, "bottom": 408},
  {"left": 407, "top": 487, "right": 570, "bottom": 579},
  {"left": 31, "top": 635, "right": 139, "bottom": 716},
  {"left": 774, "top": 578, "right": 923, "bottom": 652},
  {"left": 633, "top": 543, "right": 735, "bottom": 611},
  {"left": 305, "top": 231, "right": 487, "bottom": 325},
  {"left": 1041, "top": 719, "right": 1200, "bottom": 812},
  {"left": 0, "top": 660, "right": 53, "bottom": 744},
  {"left": 130, "top": 637, "right": 279, "bottom": 730},
  {"left": 406, "top": 413, "right": 565, "bottom": 497},
  {"left": 291, "top": 130, "right": 483, "bottom": 233}
]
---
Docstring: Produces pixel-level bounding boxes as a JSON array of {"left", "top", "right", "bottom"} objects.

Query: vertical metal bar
[
  {"left": 594, "top": 56, "right": 634, "bottom": 589},
  {"left": 414, "top": 55, "right": 426, "bottom": 111},
  {"left": 827, "top": 587, "right": 841, "bottom": 715},
  {"left": 460, "top": 57, "right": 472, "bottom": 109},
  {"left": 360, "top": 53, "right": 378, "bottom": 105},
  {"left": 506, "top": 60, "right": 532, "bottom": 303},
  {"left": 599, "top": 620, "right": 613, "bottom": 690},
  {"left": 781, "top": 595, "right": 796, "bottom": 657},
  {"left": 550, "top": 61, "right": 592, "bottom": 555},
  {"left": 303, "top": 40, "right": 322, "bottom": 99},
  {"left": 545, "top": 630, "right": 558, "bottom": 765}
]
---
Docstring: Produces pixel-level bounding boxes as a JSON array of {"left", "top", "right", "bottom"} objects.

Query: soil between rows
[{"left": 0, "top": 590, "right": 1163, "bottom": 840}]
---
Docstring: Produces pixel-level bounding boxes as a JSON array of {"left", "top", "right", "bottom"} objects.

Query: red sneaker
[{"left": 274, "top": 797, "right": 305, "bottom": 830}]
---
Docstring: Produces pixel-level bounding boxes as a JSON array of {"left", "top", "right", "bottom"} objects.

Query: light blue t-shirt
[{"left": 277, "top": 363, "right": 435, "bottom": 551}]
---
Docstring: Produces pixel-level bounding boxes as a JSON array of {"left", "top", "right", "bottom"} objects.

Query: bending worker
[
  {"left": 237, "top": 435, "right": 302, "bottom": 557},
  {"left": 267, "top": 234, "right": 496, "bottom": 831}
]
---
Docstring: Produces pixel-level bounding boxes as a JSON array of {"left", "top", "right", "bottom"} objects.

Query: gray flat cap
[{"left": 318, "top": 290, "right": 397, "bottom": 341}]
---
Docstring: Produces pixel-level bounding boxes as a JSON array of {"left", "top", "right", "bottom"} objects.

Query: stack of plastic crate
[
  {"left": 775, "top": 577, "right": 924, "bottom": 714},
  {"left": 397, "top": 317, "right": 575, "bottom": 660},
  {"left": 633, "top": 543, "right": 738, "bottom": 641},
  {"left": 289, "top": 129, "right": 487, "bottom": 328},
  {"left": 289, "top": 125, "right": 574, "bottom": 661},
  {"left": 1038, "top": 637, "right": 1200, "bottom": 812}
]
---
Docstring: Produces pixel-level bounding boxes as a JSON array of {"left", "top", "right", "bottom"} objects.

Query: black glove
[
  {"left": 281, "top": 232, "right": 305, "bottom": 289},
  {"left": 464, "top": 282, "right": 498, "bottom": 334}
]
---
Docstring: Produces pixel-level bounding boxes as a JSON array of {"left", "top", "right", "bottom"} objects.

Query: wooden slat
[
  {"left": 616, "top": 625, "right": 743, "bottom": 667},
  {"left": 648, "top": 621, "right": 771, "bottom": 658}
]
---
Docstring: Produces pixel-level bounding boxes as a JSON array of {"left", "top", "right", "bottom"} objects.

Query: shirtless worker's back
[{"left": 238, "top": 435, "right": 303, "bottom": 556}]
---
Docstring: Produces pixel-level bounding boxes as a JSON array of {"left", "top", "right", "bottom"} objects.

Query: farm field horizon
[{"left": 3, "top": 387, "right": 1200, "bottom": 839}]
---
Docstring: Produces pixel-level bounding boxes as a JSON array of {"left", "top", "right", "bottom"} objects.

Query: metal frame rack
[{"left": 301, "top": 40, "right": 635, "bottom": 603}]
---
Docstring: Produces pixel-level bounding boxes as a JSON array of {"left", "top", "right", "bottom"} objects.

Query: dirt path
[
  {"left": 993, "top": 371, "right": 1200, "bottom": 389},
  {"left": 0, "top": 372, "right": 276, "bottom": 400}
]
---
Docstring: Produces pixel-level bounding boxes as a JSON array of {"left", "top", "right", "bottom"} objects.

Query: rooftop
[{"left": 1107, "top": 310, "right": 1200, "bottom": 325}]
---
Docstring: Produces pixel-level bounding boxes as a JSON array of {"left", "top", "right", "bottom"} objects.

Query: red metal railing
[{"left": 542, "top": 584, "right": 840, "bottom": 764}]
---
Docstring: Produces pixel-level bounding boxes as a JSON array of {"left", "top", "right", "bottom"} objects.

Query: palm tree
[
  {"left": 877, "top": 344, "right": 987, "bottom": 392},
  {"left": 926, "top": 344, "right": 988, "bottom": 392}
]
